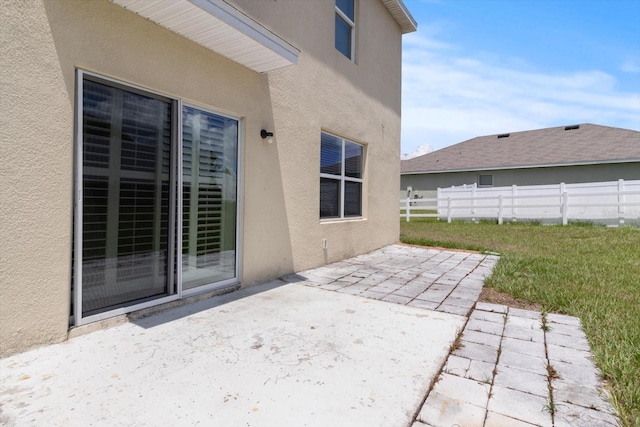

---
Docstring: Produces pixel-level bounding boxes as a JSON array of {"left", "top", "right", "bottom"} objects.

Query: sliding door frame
[
  {"left": 73, "top": 69, "right": 242, "bottom": 327},
  {"left": 179, "top": 101, "right": 243, "bottom": 298}
]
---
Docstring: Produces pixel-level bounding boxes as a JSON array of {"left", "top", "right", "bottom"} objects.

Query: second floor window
[{"left": 335, "top": 0, "right": 354, "bottom": 60}]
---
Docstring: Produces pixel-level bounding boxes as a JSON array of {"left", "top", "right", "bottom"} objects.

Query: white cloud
[
  {"left": 401, "top": 143, "right": 434, "bottom": 160},
  {"left": 621, "top": 59, "right": 640, "bottom": 74},
  {"left": 401, "top": 34, "right": 640, "bottom": 154}
]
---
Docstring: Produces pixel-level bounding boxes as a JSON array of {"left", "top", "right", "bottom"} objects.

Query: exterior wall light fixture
[{"left": 260, "top": 129, "right": 274, "bottom": 144}]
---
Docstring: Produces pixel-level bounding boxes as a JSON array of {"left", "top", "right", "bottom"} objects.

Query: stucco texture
[
  {"left": 237, "top": 0, "right": 402, "bottom": 270},
  {"left": 1, "top": 0, "right": 74, "bottom": 356},
  {"left": 1, "top": 0, "right": 403, "bottom": 355}
]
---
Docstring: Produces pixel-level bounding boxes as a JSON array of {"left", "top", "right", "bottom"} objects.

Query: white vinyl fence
[{"left": 400, "top": 179, "right": 640, "bottom": 226}]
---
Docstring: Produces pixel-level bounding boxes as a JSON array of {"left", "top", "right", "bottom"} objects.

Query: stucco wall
[
  {"left": 1, "top": 0, "right": 403, "bottom": 355},
  {"left": 1, "top": 0, "right": 74, "bottom": 356},
  {"left": 401, "top": 163, "right": 640, "bottom": 192},
  {"left": 235, "top": 0, "right": 402, "bottom": 272}
]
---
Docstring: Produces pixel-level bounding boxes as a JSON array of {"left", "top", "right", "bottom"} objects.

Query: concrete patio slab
[
  {"left": 0, "top": 282, "right": 465, "bottom": 427},
  {"left": 0, "top": 244, "right": 621, "bottom": 427}
]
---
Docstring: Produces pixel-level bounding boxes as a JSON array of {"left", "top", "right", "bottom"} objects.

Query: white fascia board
[
  {"left": 401, "top": 158, "right": 640, "bottom": 175},
  {"left": 381, "top": 0, "right": 417, "bottom": 34}
]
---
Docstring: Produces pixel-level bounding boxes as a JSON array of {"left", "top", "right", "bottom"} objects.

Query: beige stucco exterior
[{"left": 1, "top": 0, "right": 406, "bottom": 356}]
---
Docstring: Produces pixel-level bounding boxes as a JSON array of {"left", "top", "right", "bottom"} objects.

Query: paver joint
[
  {"left": 293, "top": 244, "right": 619, "bottom": 427},
  {"left": 415, "top": 303, "right": 619, "bottom": 427}
]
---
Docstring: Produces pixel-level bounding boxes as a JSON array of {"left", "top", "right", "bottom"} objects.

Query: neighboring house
[
  {"left": 401, "top": 124, "right": 640, "bottom": 193},
  {"left": 1, "top": 0, "right": 416, "bottom": 356}
]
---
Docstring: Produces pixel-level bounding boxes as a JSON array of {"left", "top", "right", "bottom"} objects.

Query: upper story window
[
  {"left": 335, "top": 0, "right": 355, "bottom": 60},
  {"left": 320, "top": 132, "right": 363, "bottom": 219}
]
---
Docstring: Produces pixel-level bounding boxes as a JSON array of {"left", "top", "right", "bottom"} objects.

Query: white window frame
[
  {"left": 320, "top": 132, "right": 364, "bottom": 220},
  {"left": 73, "top": 69, "right": 243, "bottom": 326},
  {"left": 478, "top": 174, "right": 493, "bottom": 188},
  {"left": 335, "top": 0, "right": 355, "bottom": 61}
]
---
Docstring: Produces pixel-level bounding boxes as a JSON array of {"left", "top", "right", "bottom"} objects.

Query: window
[
  {"left": 181, "top": 106, "right": 238, "bottom": 290},
  {"left": 74, "top": 71, "right": 239, "bottom": 324},
  {"left": 335, "top": 0, "right": 355, "bottom": 59},
  {"left": 478, "top": 174, "right": 493, "bottom": 187},
  {"left": 320, "top": 132, "right": 363, "bottom": 219}
]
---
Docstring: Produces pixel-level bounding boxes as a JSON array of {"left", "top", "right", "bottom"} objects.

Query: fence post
[
  {"left": 512, "top": 184, "right": 518, "bottom": 220},
  {"left": 498, "top": 195, "right": 504, "bottom": 225},
  {"left": 471, "top": 185, "right": 477, "bottom": 223},
  {"left": 560, "top": 182, "right": 566, "bottom": 225},
  {"left": 405, "top": 197, "right": 410, "bottom": 222},
  {"left": 447, "top": 196, "right": 452, "bottom": 223},
  {"left": 562, "top": 192, "right": 568, "bottom": 225},
  {"left": 618, "top": 179, "right": 625, "bottom": 226},
  {"left": 437, "top": 187, "right": 441, "bottom": 221}
]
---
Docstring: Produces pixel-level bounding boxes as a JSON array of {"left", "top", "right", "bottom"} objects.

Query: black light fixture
[{"left": 260, "top": 129, "right": 274, "bottom": 144}]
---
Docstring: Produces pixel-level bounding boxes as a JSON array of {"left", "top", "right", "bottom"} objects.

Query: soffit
[
  {"left": 111, "top": 0, "right": 299, "bottom": 73},
  {"left": 381, "top": 0, "right": 417, "bottom": 34}
]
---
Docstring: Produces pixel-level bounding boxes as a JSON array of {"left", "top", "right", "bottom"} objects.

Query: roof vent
[
  {"left": 497, "top": 133, "right": 510, "bottom": 138},
  {"left": 564, "top": 125, "right": 580, "bottom": 130}
]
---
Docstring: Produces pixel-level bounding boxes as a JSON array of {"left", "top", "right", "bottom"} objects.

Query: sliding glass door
[
  {"left": 74, "top": 71, "right": 239, "bottom": 324},
  {"left": 79, "top": 77, "right": 173, "bottom": 315},
  {"left": 181, "top": 107, "right": 238, "bottom": 290}
]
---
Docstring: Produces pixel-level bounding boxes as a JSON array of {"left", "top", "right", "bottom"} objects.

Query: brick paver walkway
[
  {"left": 414, "top": 303, "right": 618, "bottom": 427},
  {"left": 284, "top": 244, "right": 497, "bottom": 317},
  {"left": 285, "top": 244, "right": 619, "bottom": 427}
]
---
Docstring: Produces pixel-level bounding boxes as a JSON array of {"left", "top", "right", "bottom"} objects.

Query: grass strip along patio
[{"left": 400, "top": 219, "right": 640, "bottom": 427}]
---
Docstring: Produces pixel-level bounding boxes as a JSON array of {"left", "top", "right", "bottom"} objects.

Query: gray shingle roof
[{"left": 401, "top": 123, "right": 640, "bottom": 174}]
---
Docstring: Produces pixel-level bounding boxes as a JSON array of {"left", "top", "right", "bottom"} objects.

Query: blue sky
[{"left": 401, "top": 0, "right": 640, "bottom": 158}]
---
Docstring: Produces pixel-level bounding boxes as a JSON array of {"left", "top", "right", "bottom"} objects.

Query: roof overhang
[
  {"left": 111, "top": 0, "right": 300, "bottom": 73},
  {"left": 401, "top": 158, "right": 640, "bottom": 175},
  {"left": 381, "top": 0, "right": 417, "bottom": 34}
]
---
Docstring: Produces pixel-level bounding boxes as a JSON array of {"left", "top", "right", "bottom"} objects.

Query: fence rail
[{"left": 400, "top": 179, "right": 640, "bottom": 226}]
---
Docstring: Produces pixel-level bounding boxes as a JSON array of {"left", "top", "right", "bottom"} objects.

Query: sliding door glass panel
[
  {"left": 182, "top": 106, "right": 238, "bottom": 290},
  {"left": 81, "top": 78, "right": 171, "bottom": 315}
]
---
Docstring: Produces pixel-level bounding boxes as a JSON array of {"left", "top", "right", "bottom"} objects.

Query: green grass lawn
[
  {"left": 400, "top": 219, "right": 640, "bottom": 426},
  {"left": 399, "top": 209, "right": 438, "bottom": 216}
]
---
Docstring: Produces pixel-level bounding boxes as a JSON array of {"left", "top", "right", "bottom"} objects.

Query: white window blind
[{"left": 320, "top": 132, "right": 363, "bottom": 219}]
